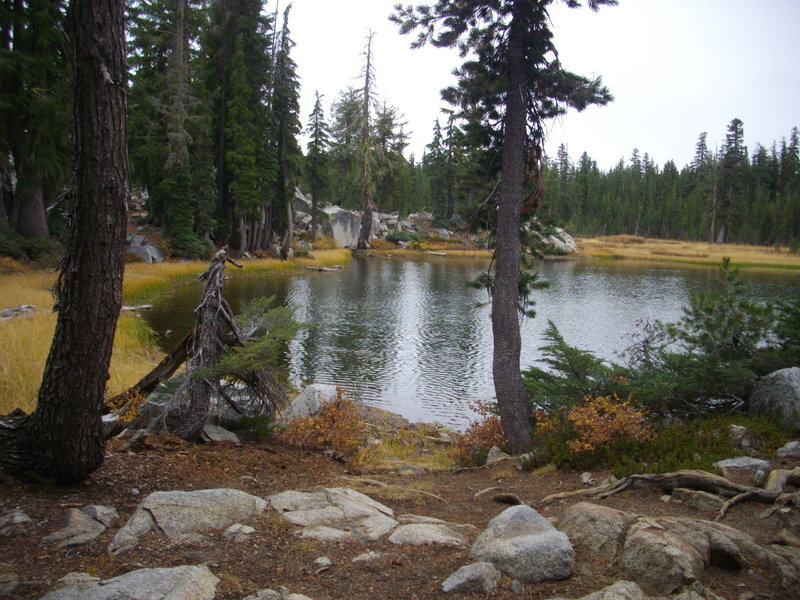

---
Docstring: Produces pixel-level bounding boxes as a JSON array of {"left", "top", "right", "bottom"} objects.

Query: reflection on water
[{"left": 143, "top": 257, "right": 800, "bottom": 428}]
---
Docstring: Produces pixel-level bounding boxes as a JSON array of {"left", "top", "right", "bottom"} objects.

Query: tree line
[{"left": 540, "top": 119, "right": 800, "bottom": 247}]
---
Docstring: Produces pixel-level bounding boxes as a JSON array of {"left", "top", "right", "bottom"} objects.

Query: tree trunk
[
  {"left": 174, "top": 249, "right": 240, "bottom": 440},
  {"left": 492, "top": 4, "right": 532, "bottom": 454},
  {"left": 0, "top": 0, "right": 128, "bottom": 483},
  {"left": 280, "top": 197, "right": 293, "bottom": 259},
  {"left": 13, "top": 171, "right": 49, "bottom": 239},
  {"left": 310, "top": 193, "right": 318, "bottom": 243}
]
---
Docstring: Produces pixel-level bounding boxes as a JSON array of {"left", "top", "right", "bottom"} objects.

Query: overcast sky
[{"left": 288, "top": 0, "right": 799, "bottom": 171}]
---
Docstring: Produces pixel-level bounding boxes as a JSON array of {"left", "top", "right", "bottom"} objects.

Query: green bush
[
  {"left": 385, "top": 231, "right": 420, "bottom": 244},
  {"left": 527, "top": 414, "right": 790, "bottom": 477},
  {"left": 0, "top": 224, "right": 63, "bottom": 264}
]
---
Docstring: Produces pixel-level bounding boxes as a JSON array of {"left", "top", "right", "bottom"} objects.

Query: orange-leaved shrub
[
  {"left": 449, "top": 401, "right": 507, "bottom": 466},
  {"left": 537, "top": 394, "right": 655, "bottom": 455},
  {"left": 279, "top": 394, "right": 366, "bottom": 455}
]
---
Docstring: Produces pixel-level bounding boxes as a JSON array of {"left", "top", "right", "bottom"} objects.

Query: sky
[{"left": 288, "top": 0, "right": 800, "bottom": 171}]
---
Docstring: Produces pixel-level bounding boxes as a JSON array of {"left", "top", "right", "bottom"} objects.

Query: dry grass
[
  {"left": 576, "top": 235, "right": 800, "bottom": 270},
  {"left": 123, "top": 248, "right": 352, "bottom": 301},
  {"left": 1, "top": 249, "right": 351, "bottom": 414}
]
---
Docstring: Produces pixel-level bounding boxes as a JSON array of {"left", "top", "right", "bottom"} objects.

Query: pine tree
[
  {"left": 357, "top": 31, "right": 377, "bottom": 250},
  {"left": 393, "top": 0, "right": 616, "bottom": 452},
  {"left": 328, "top": 88, "right": 361, "bottom": 209},
  {"left": 305, "top": 91, "right": 330, "bottom": 242},
  {"left": 205, "top": 0, "right": 274, "bottom": 252},
  {"left": 717, "top": 117, "right": 749, "bottom": 242},
  {"left": 127, "top": 0, "right": 215, "bottom": 257},
  {"left": 0, "top": 0, "right": 70, "bottom": 240},
  {"left": 271, "top": 4, "right": 302, "bottom": 258}
]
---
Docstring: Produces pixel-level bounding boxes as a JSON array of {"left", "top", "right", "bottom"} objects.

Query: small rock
[
  {"left": 223, "top": 523, "right": 255, "bottom": 543},
  {"left": 388, "top": 523, "right": 467, "bottom": 546},
  {"left": 442, "top": 562, "right": 501, "bottom": 594},
  {"left": 660, "top": 495, "right": 672, "bottom": 503},
  {"left": 508, "top": 580, "right": 523, "bottom": 593},
  {"left": 729, "top": 425, "right": 758, "bottom": 450},
  {"left": 671, "top": 488, "right": 726, "bottom": 513},
  {"left": 314, "top": 556, "right": 332, "bottom": 568},
  {"left": 200, "top": 424, "right": 241, "bottom": 446},
  {"left": 579, "top": 580, "right": 647, "bottom": 600},
  {"left": 131, "top": 488, "right": 140, "bottom": 496},
  {"left": 579, "top": 472, "right": 595, "bottom": 486},
  {"left": 0, "top": 563, "right": 20, "bottom": 595},
  {"left": 714, "top": 456, "right": 772, "bottom": 473},
  {"left": 777, "top": 441, "right": 800, "bottom": 459},
  {"left": 82, "top": 505, "right": 119, "bottom": 527},
  {"left": 396, "top": 463, "right": 426, "bottom": 476},
  {"left": 600, "top": 475, "right": 619, "bottom": 487},
  {"left": 0, "top": 510, "right": 32, "bottom": 537},
  {"left": 352, "top": 551, "right": 381, "bottom": 563},
  {"left": 486, "top": 446, "right": 511, "bottom": 465},
  {"left": 43, "top": 508, "right": 106, "bottom": 548}
]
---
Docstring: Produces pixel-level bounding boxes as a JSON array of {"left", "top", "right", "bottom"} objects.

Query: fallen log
[
  {"left": 105, "top": 331, "right": 193, "bottom": 414},
  {"left": 540, "top": 468, "right": 800, "bottom": 523}
]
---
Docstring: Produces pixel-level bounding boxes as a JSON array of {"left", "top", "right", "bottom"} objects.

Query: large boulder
[
  {"left": 38, "top": 565, "right": 218, "bottom": 600},
  {"left": 470, "top": 505, "right": 573, "bottom": 582},
  {"left": 126, "top": 242, "right": 164, "bottom": 264},
  {"left": 279, "top": 383, "right": 338, "bottom": 423},
  {"left": 294, "top": 187, "right": 312, "bottom": 213},
  {"left": 321, "top": 206, "right": 362, "bottom": 248},
  {"left": 559, "top": 502, "right": 635, "bottom": 561},
  {"left": 109, "top": 488, "right": 267, "bottom": 553},
  {"left": 542, "top": 227, "right": 579, "bottom": 255},
  {"left": 749, "top": 367, "right": 800, "bottom": 431},
  {"left": 619, "top": 520, "right": 705, "bottom": 594}
]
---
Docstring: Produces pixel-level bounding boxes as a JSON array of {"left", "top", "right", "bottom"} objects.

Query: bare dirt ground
[{"left": 2, "top": 430, "right": 799, "bottom": 600}]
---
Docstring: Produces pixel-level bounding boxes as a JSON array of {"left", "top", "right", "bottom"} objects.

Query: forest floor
[{"left": 2, "top": 419, "right": 799, "bottom": 600}]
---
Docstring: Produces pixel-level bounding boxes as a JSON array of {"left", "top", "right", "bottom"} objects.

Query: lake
[{"left": 144, "top": 256, "right": 800, "bottom": 428}]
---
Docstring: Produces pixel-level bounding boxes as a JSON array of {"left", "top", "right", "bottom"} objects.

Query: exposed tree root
[{"left": 540, "top": 468, "right": 800, "bottom": 522}]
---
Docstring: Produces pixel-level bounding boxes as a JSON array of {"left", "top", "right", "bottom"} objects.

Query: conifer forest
[{"left": 2, "top": 0, "right": 799, "bottom": 258}]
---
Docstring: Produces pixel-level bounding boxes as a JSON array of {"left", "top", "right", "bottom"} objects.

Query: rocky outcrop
[
  {"left": 38, "top": 566, "right": 218, "bottom": 600},
  {"left": 749, "top": 367, "right": 800, "bottom": 431},
  {"left": 269, "top": 487, "right": 398, "bottom": 543},
  {"left": 109, "top": 488, "right": 267, "bottom": 553},
  {"left": 470, "top": 505, "right": 574, "bottom": 582},
  {"left": 278, "top": 383, "right": 339, "bottom": 423},
  {"left": 44, "top": 506, "right": 118, "bottom": 548},
  {"left": 562, "top": 502, "right": 800, "bottom": 595},
  {"left": 559, "top": 502, "right": 634, "bottom": 561},
  {"left": 126, "top": 233, "right": 164, "bottom": 264},
  {"left": 320, "top": 207, "right": 362, "bottom": 248}
]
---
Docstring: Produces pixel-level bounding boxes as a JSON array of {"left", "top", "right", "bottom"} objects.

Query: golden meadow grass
[
  {"left": 0, "top": 248, "right": 352, "bottom": 414},
  {"left": 576, "top": 235, "right": 800, "bottom": 270}
]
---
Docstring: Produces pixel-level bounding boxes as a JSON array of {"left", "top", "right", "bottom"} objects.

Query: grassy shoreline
[
  {"left": 575, "top": 235, "right": 800, "bottom": 270},
  {"left": 3, "top": 235, "right": 798, "bottom": 414},
  {"left": 0, "top": 249, "right": 352, "bottom": 414}
]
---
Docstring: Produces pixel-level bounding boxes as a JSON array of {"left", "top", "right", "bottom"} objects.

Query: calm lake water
[{"left": 144, "top": 257, "right": 800, "bottom": 428}]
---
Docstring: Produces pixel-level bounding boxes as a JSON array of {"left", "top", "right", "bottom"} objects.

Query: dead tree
[{"left": 110, "top": 248, "right": 291, "bottom": 441}]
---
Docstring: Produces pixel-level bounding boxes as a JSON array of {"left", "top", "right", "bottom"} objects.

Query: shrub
[
  {"left": 448, "top": 401, "right": 506, "bottom": 466},
  {"left": 279, "top": 395, "right": 366, "bottom": 455},
  {"left": 312, "top": 235, "right": 338, "bottom": 250},
  {"left": 232, "top": 414, "right": 279, "bottom": 441},
  {"left": 385, "top": 231, "right": 420, "bottom": 244}
]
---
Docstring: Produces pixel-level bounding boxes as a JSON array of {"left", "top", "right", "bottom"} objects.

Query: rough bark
[
  {"left": 0, "top": 0, "right": 128, "bottom": 483},
  {"left": 174, "top": 248, "right": 243, "bottom": 440},
  {"left": 492, "top": 4, "right": 531, "bottom": 454},
  {"left": 357, "top": 32, "right": 374, "bottom": 250}
]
